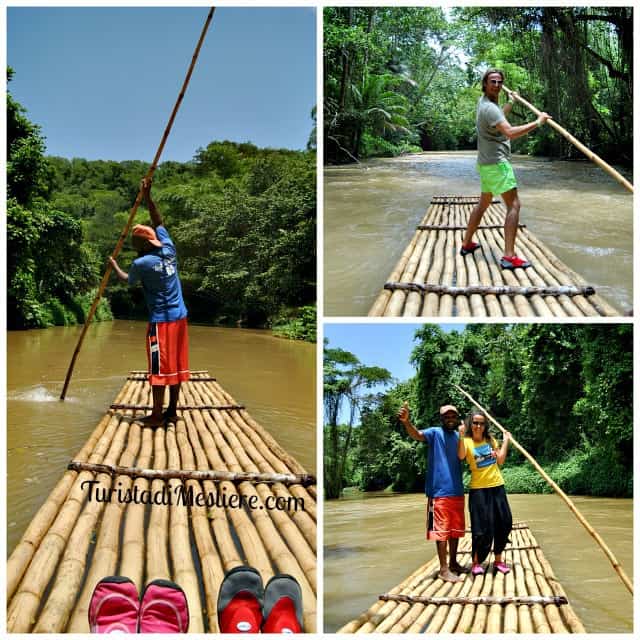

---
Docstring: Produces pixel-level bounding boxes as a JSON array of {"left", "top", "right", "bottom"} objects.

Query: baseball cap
[
  {"left": 439, "top": 404, "right": 459, "bottom": 416},
  {"left": 132, "top": 224, "right": 162, "bottom": 248}
]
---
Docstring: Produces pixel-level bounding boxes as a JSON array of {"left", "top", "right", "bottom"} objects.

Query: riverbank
[{"left": 324, "top": 492, "right": 632, "bottom": 633}]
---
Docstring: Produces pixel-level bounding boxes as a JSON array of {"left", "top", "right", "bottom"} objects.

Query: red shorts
[
  {"left": 426, "top": 496, "right": 465, "bottom": 541},
  {"left": 146, "top": 317, "right": 190, "bottom": 386}
]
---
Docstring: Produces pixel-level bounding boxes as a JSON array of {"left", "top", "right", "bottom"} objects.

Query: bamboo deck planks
[
  {"left": 369, "top": 196, "right": 619, "bottom": 317},
  {"left": 337, "top": 522, "right": 585, "bottom": 633},
  {"left": 8, "top": 372, "right": 317, "bottom": 633}
]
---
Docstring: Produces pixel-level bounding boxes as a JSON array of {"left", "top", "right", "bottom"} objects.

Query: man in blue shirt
[
  {"left": 110, "top": 178, "right": 190, "bottom": 427},
  {"left": 398, "top": 402, "right": 466, "bottom": 582}
]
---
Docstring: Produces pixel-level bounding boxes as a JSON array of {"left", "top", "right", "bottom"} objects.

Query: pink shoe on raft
[
  {"left": 471, "top": 564, "right": 485, "bottom": 576},
  {"left": 89, "top": 576, "right": 140, "bottom": 633},
  {"left": 139, "top": 579, "right": 190, "bottom": 633},
  {"left": 494, "top": 561, "right": 511, "bottom": 574}
]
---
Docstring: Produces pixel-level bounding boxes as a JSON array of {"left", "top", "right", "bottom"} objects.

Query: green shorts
[{"left": 477, "top": 160, "right": 517, "bottom": 195}]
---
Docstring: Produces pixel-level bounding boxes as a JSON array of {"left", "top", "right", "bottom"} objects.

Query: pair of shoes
[
  {"left": 218, "top": 566, "right": 303, "bottom": 633},
  {"left": 500, "top": 255, "right": 531, "bottom": 269},
  {"left": 493, "top": 561, "right": 511, "bottom": 574},
  {"left": 460, "top": 242, "right": 481, "bottom": 257},
  {"left": 89, "top": 577, "right": 189, "bottom": 633},
  {"left": 471, "top": 563, "right": 485, "bottom": 576}
]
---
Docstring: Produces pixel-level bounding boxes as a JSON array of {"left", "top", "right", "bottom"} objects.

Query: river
[
  {"left": 324, "top": 152, "right": 633, "bottom": 316},
  {"left": 324, "top": 491, "right": 632, "bottom": 633},
  {"left": 7, "top": 320, "right": 316, "bottom": 553}
]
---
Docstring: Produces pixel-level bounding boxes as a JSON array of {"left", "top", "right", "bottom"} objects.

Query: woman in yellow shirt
[{"left": 457, "top": 410, "right": 512, "bottom": 576}]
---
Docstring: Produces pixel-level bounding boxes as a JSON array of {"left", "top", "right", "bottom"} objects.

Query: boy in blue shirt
[
  {"left": 110, "top": 178, "right": 190, "bottom": 427},
  {"left": 398, "top": 402, "right": 466, "bottom": 582}
]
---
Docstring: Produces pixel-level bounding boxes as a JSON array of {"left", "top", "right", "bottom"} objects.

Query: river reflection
[
  {"left": 324, "top": 491, "right": 632, "bottom": 633},
  {"left": 324, "top": 152, "right": 633, "bottom": 316},
  {"left": 7, "top": 321, "right": 316, "bottom": 553}
]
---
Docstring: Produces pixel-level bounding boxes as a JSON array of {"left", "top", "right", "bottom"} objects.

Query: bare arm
[
  {"left": 496, "top": 112, "right": 550, "bottom": 141},
  {"left": 397, "top": 402, "right": 425, "bottom": 442},
  {"left": 496, "top": 432, "right": 511, "bottom": 465},
  {"left": 502, "top": 102, "right": 513, "bottom": 117},
  {"left": 109, "top": 257, "right": 128, "bottom": 282},
  {"left": 457, "top": 423, "right": 467, "bottom": 460},
  {"left": 141, "top": 177, "right": 163, "bottom": 228}
]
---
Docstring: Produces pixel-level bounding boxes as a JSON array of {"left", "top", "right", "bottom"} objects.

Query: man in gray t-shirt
[{"left": 460, "top": 69, "right": 550, "bottom": 269}]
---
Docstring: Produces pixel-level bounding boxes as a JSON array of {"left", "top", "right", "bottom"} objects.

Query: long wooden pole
[
  {"left": 454, "top": 384, "right": 633, "bottom": 595},
  {"left": 502, "top": 84, "right": 633, "bottom": 193},
  {"left": 60, "top": 7, "right": 216, "bottom": 400}
]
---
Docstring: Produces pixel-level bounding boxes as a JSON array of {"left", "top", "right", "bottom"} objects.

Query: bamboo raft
[
  {"left": 369, "top": 196, "right": 619, "bottom": 317},
  {"left": 7, "top": 371, "right": 317, "bottom": 633},
  {"left": 338, "top": 522, "right": 586, "bottom": 633}
]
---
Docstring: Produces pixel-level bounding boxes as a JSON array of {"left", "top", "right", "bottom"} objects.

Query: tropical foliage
[
  {"left": 7, "top": 71, "right": 316, "bottom": 338},
  {"left": 324, "top": 7, "right": 632, "bottom": 164}
]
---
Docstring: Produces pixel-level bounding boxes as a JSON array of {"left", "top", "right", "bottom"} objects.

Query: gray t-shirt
[{"left": 476, "top": 95, "right": 510, "bottom": 165}]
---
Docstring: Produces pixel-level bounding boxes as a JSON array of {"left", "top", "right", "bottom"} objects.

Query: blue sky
[
  {"left": 324, "top": 323, "right": 467, "bottom": 384},
  {"left": 7, "top": 7, "right": 316, "bottom": 161}
]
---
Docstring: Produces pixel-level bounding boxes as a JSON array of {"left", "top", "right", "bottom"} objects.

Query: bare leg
[
  {"left": 500, "top": 188, "right": 521, "bottom": 256},
  {"left": 165, "top": 384, "right": 181, "bottom": 422},
  {"left": 137, "top": 385, "right": 165, "bottom": 427},
  {"left": 437, "top": 541, "right": 463, "bottom": 582},
  {"left": 462, "top": 192, "right": 493, "bottom": 247},
  {"left": 449, "top": 537, "right": 468, "bottom": 573}
]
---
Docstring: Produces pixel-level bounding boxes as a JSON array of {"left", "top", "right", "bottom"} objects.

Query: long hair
[
  {"left": 463, "top": 410, "right": 492, "bottom": 442},
  {"left": 481, "top": 68, "right": 505, "bottom": 94}
]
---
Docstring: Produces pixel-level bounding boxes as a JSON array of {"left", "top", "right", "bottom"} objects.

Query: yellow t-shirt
[{"left": 464, "top": 436, "right": 504, "bottom": 489}]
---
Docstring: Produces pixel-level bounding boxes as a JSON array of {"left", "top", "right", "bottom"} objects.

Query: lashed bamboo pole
[
  {"left": 456, "top": 384, "right": 633, "bottom": 595},
  {"left": 60, "top": 7, "right": 215, "bottom": 400},
  {"left": 67, "top": 460, "right": 316, "bottom": 487},
  {"left": 174, "top": 415, "right": 226, "bottom": 632},
  {"left": 381, "top": 594, "right": 569, "bottom": 606},
  {"left": 503, "top": 85, "right": 633, "bottom": 193},
  {"left": 166, "top": 424, "right": 205, "bottom": 633},
  {"left": 119, "top": 427, "right": 154, "bottom": 591},
  {"left": 385, "top": 283, "right": 596, "bottom": 297}
]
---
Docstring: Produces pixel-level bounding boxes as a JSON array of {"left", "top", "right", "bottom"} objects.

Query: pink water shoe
[
  {"left": 139, "top": 578, "right": 190, "bottom": 633},
  {"left": 88, "top": 576, "right": 140, "bottom": 633}
]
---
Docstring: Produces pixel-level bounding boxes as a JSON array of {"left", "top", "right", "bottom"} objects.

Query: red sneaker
[
  {"left": 500, "top": 255, "right": 531, "bottom": 269},
  {"left": 460, "top": 242, "right": 481, "bottom": 257},
  {"left": 88, "top": 576, "right": 140, "bottom": 633},
  {"left": 218, "top": 566, "right": 264, "bottom": 633},
  {"left": 262, "top": 574, "right": 303, "bottom": 633}
]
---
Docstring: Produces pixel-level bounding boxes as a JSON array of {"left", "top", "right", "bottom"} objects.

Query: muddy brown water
[
  {"left": 7, "top": 320, "right": 316, "bottom": 553},
  {"left": 324, "top": 491, "right": 632, "bottom": 633},
  {"left": 324, "top": 152, "right": 633, "bottom": 316}
]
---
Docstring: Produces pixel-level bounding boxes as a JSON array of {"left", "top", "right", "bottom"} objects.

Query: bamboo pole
[
  {"left": 381, "top": 594, "right": 569, "bottom": 606},
  {"left": 503, "top": 85, "right": 633, "bottom": 193},
  {"left": 67, "top": 460, "right": 316, "bottom": 487},
  {"left": 385, "top": 283, "right": 596, "bottom": 297},
  {"left": 60, "top": 7, "right": 216, "bottom": 400},
  {"left": 455, "top": 384, "right": 633, "bottom": 595}
]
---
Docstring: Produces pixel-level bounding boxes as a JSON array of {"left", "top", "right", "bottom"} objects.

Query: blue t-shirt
[
  {"left": 128, "top": 226, "right": 188, "bottom": 323},
  {"left": 419, "top": 426, "right": 464, "bottom": 498}
]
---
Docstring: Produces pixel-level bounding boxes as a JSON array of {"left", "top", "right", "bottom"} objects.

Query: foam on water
[{"left": 9, "top": 386, "right": 58, "bottom": 402}]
